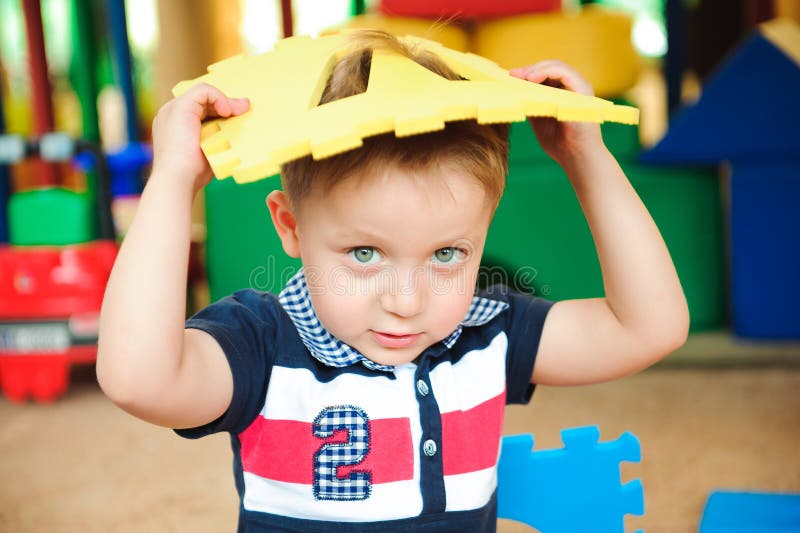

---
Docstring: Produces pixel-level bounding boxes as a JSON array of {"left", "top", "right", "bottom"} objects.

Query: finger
[
  {"left": 229, "top": 98, "right": 250, "bottom": 116},
  {"left": 510, "top": 61, "right": 564, "bottom": 77},
  {"left": 509, "top": 65, "right": 537, "bottom": 80},
  {"left": 510, "top": 66, "right": 559, "bottom": 87},
  {"left": 182, "top": 83, "right": 230, "bottom": 120},
  {"left": 182, "top": 83, "right": 241, "bottom": 120},
  {"left": 525, "top": 70, "right": 552, "bottom": 84},
  {"left": 509, "top": 66, "right": 531, "bottom": 77},
  {"left": 206, "top": 97, "right": 250, "bottom": 121},
  {"left": 510, "top": 62, "right": 575, "bottom": 88},
  {"left": 523, "top": 62, "right": 593, "bottom": 96},
  {"left": 205, "top": 95, "right": 250, "bottom": 120}
]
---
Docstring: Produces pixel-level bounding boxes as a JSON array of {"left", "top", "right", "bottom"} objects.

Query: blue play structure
[
  {"left": 641, "top": 19, "right": 800, "bottom": 340},
  {"left": 699, "top": 491, "right": 800, "bottom": 532},
  {"left": 105, "top": 0, "right": 148, "bottom": 197},
  {"left": 497, "top": 425, "right": 644, "bottom": 532}
]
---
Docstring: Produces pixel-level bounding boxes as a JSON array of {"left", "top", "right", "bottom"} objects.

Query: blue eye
[
  {"left": 350, "top": 247, "right": 381, "bottom": 264},
  {"left": 432, "top": 247, "right": 464, "bottom": 264}
]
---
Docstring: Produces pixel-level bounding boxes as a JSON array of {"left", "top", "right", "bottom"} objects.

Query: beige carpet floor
[{"left": 1, "top": 366, "right": 798, "bottom": 532}]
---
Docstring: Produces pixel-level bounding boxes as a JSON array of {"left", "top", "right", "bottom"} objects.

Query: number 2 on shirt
[{"left": 312, "top": 405, "right": 372, "bottom": 501}]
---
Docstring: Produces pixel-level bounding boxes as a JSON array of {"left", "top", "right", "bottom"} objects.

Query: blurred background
[{"left": 0, "top": 0, "right": 798, "bottom": 531}]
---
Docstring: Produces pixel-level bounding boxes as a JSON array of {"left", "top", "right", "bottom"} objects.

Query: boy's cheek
[
  {"left": 428, "top": 269, "right": 474, "bottom": 300},
  {"left": 309, "top": 290, "right": 366, "bottom": 336},
  {"left": 430, "top": 285, "right": 475, "bottom": 331}
]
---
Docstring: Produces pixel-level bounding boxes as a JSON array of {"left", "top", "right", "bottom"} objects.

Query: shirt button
[
  {"left": 416, "top": 379, "right": 430, "bottom": 396},
  {"left": 423, "top": 439, "right": 438, "bottom": 457}
]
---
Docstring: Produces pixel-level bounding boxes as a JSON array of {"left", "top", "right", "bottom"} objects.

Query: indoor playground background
[{"left": 0, "top": 1, "right": 798, "bottom": 531}]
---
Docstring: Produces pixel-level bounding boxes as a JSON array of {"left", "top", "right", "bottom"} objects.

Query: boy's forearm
[
  {"left": 562, "top": 145, "right": 690, "bottom": 351},
  {"left": 97, "top": 172, "right": 195, "bottom": 402}
]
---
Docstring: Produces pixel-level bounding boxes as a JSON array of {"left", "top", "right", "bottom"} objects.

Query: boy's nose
[
  {"left": 379, "top": 268, "right": 426, "bottom": 318},
  {"left": 380, "top": 290, "right": 425, "bottom": 318}
]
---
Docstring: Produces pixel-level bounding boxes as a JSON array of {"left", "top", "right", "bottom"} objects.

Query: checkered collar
[{"left": 278, "top": 268, "right": 509, "bottom": 373}]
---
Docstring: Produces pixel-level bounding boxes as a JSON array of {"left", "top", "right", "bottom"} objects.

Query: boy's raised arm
[
  {"left": 509, "top": 62, "right": 690, "bottom": 386},
  {"left": 96, "top": 84, "right": 250, "bottom": 428}
]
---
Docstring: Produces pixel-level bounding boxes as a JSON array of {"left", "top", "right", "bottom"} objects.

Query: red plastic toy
[
  {"left": 0, "top": 133, "right": 119, "bottom": 402},
  {"left": 379, "top": 0, "right": 561, "bottom": 20},
  {"left": 0, "top": 241, "right": 117, "bottom": 402}
]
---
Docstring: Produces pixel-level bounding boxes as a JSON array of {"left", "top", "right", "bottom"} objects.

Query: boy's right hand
[
  {"left": 99, "top": 82, "right": 247, "bottom": 429},
  {"left": 151, "top": 83, "right": 249, "bottom": 193}
]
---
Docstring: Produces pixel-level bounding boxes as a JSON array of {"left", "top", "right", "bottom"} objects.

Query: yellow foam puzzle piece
[{"left": 173, "top": 32, "right": 639, "bottom": 183}]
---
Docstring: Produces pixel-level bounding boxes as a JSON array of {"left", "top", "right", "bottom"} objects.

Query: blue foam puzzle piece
[
  {"left": 699, "top": 491, "right": 800, "bottom": 532},
  {"left": 497, "top": 426, "right": 644, "bottom": 533}
]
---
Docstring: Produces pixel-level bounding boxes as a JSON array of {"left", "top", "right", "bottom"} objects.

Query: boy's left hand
[{"left": 509, "top": 61, "right": 604, "bottom": 166}]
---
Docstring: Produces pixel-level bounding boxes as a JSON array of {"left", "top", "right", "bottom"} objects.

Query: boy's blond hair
[{"left": 280, "top": 30, "right": 509, "bottom": 208}]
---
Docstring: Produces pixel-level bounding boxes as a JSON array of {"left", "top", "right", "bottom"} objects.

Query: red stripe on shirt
[
  {"left": 441, "top": 390, "right": 506, "bottom": 476},
  {"left": 239, "top": 416, "right": 414, "bottom": 484}
]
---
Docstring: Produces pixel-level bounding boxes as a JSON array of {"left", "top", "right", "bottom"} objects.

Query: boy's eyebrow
[
  {"left": 333, "top": 225, "right": 483, "bottom": 250},
  {"left": 332, "top": 226, "right": 388, "bottom": 243}
]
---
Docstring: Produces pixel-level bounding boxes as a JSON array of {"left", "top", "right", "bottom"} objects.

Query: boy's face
[{"left": 272, "top": 164, "right": 494, "bottom": 367}]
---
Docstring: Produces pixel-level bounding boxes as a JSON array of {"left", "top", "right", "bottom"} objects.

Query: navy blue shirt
[{"left": 178, "top": 273, "right": 553, "bottom": 532}]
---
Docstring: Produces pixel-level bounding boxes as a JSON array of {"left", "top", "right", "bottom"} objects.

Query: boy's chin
[{"left": 360, "top": 344, "right": 429, "bottom": 367}]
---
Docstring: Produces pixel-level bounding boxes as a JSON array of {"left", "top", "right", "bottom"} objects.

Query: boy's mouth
[{"left": 370, "top": 330, "right": 421, "bottom": 349}]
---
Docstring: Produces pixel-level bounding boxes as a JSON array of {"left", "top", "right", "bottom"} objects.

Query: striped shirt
[{"left": 178, "top": 270, "right": 553, "bottom": 532}]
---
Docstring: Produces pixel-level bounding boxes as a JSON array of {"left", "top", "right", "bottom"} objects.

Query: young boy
[{"left": 97, "top": 31, "right": 688, "bottom": 532}]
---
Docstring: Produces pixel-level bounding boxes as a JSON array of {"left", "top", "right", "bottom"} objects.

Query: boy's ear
[{"left": 266, "top": 190, "right": 301, "bottom": 258}]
